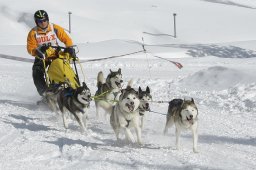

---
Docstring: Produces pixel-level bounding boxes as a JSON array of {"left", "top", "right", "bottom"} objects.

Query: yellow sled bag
[{"left": 47, "top": 52, "right": 79, "bottom": 89}]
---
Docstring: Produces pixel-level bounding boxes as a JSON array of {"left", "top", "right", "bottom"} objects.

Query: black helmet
[{"left": 34, "top": 10, "right": 49, "bottom": 23}]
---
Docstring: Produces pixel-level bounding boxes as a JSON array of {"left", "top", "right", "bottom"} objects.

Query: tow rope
[
  {"left": 91, "top": 90, "right": 119, "bottom": 103},
  {"left": 149, "top": 110, "right": 167, "bottom": 116},
  {"left": 150, "top": 100, "right": 169, "bottom": 103}
]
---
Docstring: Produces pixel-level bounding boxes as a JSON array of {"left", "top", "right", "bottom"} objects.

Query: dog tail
[
  {"left": 126, "top": 79, "right": 133, "bottom": 89},
  {"left": 97, "top": 71, "right": 105, "bottom": 87}
]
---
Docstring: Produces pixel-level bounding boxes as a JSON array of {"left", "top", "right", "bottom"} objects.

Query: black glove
[
  {"left": 35, "top": 45, "right": 50, "bottom": 59},
  {"left": 65, "top": 47, "right": 76, "bottom": 57},
  {"left": 39, "top": 45, "right": 49, "bottom": 53}
]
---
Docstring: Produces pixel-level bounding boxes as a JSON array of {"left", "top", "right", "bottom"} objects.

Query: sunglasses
[{"left": 37, "top": 19, "right": 47, "bottom": 23}]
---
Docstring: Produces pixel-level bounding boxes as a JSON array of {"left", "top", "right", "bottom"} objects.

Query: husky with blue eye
[
  {"left": 164, "top": 98, "right": 199, "bottom": 153},
  {"left": 110, "top": 86, "right": 142, "bottom": 145}
]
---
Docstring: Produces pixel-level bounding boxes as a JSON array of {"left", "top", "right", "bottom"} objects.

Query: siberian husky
[
  {"left": 110, "top": 86, "right": 142, "bottom": 145},
  {"left": 163, "top": 98, "right": 199, "bottom": 153},
  {"left": 138, "top": 86, "right": 152, "bottom": 129},
  {"left": 95, "top": 68, "right": 123, "bottom": 118},
  {"left": 56, "top": 82, "right": 91, "bottom": 131}
]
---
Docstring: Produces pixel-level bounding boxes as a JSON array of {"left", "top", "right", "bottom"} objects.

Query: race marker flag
[
  {"left": 153, "top": 55, "right": 183, "bottom": 69},
  {"left": 170, "top": 61, "right": 183, "bottom": 69}
]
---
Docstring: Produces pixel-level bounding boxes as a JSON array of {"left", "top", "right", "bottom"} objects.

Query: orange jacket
[{"left": 27, "top": 23, "right": 73, "bottom": 56}]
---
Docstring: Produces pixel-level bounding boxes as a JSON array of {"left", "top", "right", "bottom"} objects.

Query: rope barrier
[
  {"left": 0, "top": 50, "right": 144, "bottom": 63},
  {"left": 0, "top": 49, "right": 183, "bottom": 70},
  {"left": 0, "top": 54, "right": 33, "bottom": 63},
  {"left": 150, "top": 101, "right": 169, "bottom": 103},
  {"left": 142, "top": 32, "right": 175, "bottom": 37},
  {"left": 79, "top": 50, "right": 144, "bottom": 63}
]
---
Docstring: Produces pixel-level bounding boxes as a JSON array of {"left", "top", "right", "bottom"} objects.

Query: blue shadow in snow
[
  {"left": 3, "top": 113, "right": 58, "bottom": 132},
  {"left": 44, "top": 137, "right": 106, "bottom": 153},
  {"left": 183, "top": 134, "right": 256, "bottom": 146},
  {"left": 0, "top": 99, "right": 40, "bottom": 111},
  {"left": 9, "top": 114, "right": 36, "bottom": 122},
  {"left": 3, "top": 120, "right": 57, "bottom": 132}
]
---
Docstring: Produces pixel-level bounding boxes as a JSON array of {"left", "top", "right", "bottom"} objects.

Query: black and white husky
[
  {"left": 95, "top": 68, "right": 123, "bottom": 118},
  {"left": 138, "top": 86, "right": 152, "bottom": 129},
  {"left": 56, "top": 82, "right": 91, "bottom": 131},
  {"left": 163, "top": 98, "right": 199, "bottom": 153},
  {"left": 110, "top": 86, "right": 142, "bottom": 145},
  {"left": 45, "top": 82, "right": 91, "bottom": 131}
]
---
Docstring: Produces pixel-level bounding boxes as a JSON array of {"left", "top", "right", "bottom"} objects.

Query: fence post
[
  {"left": 68, "top": 11, "right": 72, "bottom": 34},
  {"left": 173, "top": 13, "right": 177, "bottom": 38}
]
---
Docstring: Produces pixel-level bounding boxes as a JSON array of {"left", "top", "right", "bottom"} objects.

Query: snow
[{"left": 0, "top": 0, "right": 256, "bottom": 169}]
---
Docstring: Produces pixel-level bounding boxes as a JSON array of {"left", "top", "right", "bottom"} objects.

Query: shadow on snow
[{"left": 183, "top": 134, "right": 256, "bottom": 146}]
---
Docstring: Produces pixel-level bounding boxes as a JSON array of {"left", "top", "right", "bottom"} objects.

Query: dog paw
[
  {"left": 193, "top": 148, "right": 199, "bottom": 153},
  {"left": 137, "top": 141, "right": 143, "bottom": 145},
  {"left": 176, "top": 146, "right": 181, "bottom": 150},
  {"left": 126, "top": 137, "right": 135, "bottom": 143},
  {"left": 64, "top": 124, "right": 68, "bottom": 129}
]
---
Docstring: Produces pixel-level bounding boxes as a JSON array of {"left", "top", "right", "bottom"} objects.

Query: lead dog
[
  {"left": 163, "top": 98, "right": 199, "bottom": 153},
  {"left": 95, "top": 68, "right": 123, "bottom": 118},
  {"left": 110, "top": 86, "right": 142, "bottom": 145},
  {"left": 138, "top": 86, "right": 152, "bottom": 129}
]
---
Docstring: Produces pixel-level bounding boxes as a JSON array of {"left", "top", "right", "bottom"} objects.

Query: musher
[{"left": 27, "top": 10, "right": 75, "bottom": 96}]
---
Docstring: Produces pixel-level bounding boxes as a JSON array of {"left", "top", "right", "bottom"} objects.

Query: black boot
[{"left": 32, "top": 58, "right": 47, "bottom": 96}]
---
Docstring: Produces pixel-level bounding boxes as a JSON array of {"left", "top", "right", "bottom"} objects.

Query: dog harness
[
  {"left": 113, "top": 92, "right": 120, "bottom": 99},
  {"left": 62, "top": 87, "right": 90, "bottom": 115},
  {"left": 66, "top": 97, "right": 86, "bottom": 114},
  {"left": 64, "top": 87, "right": 74, "bottom": 97},
  {"left": 125, "top": 119, "right": 131, "bottom": 128}
]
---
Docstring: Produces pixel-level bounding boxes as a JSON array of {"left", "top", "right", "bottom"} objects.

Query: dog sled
[
  {"left": 37, "top": 46, "right": 92, "bottom": 131},
  {"left": 40, "top": 45, "right": 81, "bottom": 89},
  {"left": 35, "top": 45, "right": 83, "bottom": 106}
]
